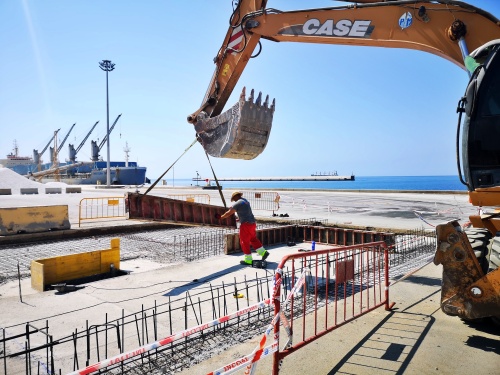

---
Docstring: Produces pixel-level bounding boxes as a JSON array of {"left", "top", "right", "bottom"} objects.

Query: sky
[{"left": 1, "top": 0, "right": 499, "bottom": 181}]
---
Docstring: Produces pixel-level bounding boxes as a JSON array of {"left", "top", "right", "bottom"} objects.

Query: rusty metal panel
[
  {"left": 336, "top": 259, "right": 355, "bottom": 283},
  {"left": 127, "top": 193, "right": 236, "bottom": 227}
]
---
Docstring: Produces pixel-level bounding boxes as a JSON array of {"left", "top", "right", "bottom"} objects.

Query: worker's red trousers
[{"left": 239, "top": 222, "right": 263, "bottom": 255}]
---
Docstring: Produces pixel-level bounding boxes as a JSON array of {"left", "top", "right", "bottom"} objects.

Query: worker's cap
[{"left": 231, "top": 191, "right": 243, "bottom": 201}]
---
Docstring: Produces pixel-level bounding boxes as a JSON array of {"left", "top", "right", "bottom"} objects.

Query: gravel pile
[{"left": 0, "top": 167, "right": 67, "bottom": 195}]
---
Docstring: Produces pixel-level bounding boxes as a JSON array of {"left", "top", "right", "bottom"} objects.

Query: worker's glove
[{"left": 214, "top": 213, "right": 222, "bottom": 220}]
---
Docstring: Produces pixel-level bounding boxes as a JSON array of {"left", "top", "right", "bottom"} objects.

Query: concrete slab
[{"left": 0, "top": 187, "right": 494, "bottom": 375}]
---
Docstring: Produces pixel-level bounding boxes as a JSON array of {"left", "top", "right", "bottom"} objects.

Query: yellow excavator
[{"left": 188, "top": 0, "right": 500, "bottom": 323}]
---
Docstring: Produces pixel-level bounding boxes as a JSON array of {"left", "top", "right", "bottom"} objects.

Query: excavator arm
[
  {"left": 189, "top": 0, "right": 500, "bottom": 160},
  {"left": 188, "top": 0, "right": 500, "bottom": 322}
]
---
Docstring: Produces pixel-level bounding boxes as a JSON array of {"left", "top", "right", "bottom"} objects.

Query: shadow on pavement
[
  {"left": 465, "top": 335, "right": 500, "bottom": 354},
  {"left": 327, "top": 311, "right": 435, "bottom": 375},
  {"left": 391, "top": 274, "right": 442, "bottom": 287},
  {"left": 462, "top": 318, "right": 500, "bottom": 336},
  {"left": 163, "top": 261, "right": 275, "bottom": 297}
]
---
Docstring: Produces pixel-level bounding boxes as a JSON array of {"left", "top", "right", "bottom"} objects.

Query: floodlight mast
[{"left": 99, "top": 59, "right": 115, "bottom": 187}]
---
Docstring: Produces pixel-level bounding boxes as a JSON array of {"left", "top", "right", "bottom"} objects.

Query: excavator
[{"left": 187, "top": 1, "right": 500, "bottom": 323}]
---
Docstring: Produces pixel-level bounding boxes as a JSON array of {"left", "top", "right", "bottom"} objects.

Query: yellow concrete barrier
[
  {"left": 0, "top": 205, "right": 70, "bottom": 235},
  {"left": 31, "top": 238, "right": 120, "bottom": 291}
]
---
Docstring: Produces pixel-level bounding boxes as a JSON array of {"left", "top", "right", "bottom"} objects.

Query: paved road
[
  {"left": 0, "top": 185, "right": 474, "bottom": 231},
  {"left": 1, "top": 185, "right": 494, "bottom": 375}
]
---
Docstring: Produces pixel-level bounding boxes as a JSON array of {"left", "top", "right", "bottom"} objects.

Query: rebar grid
[
  {"left": 0, "top": 225, "right": 436, "bottom": 375},
  {"left": 0, "top": 220, "right": 321, "bottom": 282}
]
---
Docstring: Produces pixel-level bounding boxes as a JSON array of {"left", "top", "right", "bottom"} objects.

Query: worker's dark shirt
[{"left": 232, "top": 198, "right": 255, "bottom": 224}]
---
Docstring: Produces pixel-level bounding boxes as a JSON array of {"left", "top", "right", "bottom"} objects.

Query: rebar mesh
[{"left": 0, "top": 225, "right": 437, "bottom": 375}]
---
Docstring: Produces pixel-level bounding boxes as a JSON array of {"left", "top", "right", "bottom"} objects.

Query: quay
[{"left": 195, "top": 175, "right": 355, "bottom": 182}]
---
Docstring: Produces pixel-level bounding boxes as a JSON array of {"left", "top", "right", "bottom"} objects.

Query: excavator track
[{"left": 194, "top": 87, "right": 275, "bottom": 160}]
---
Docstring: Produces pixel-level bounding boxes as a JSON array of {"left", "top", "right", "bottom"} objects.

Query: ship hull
[{"left": 42, "top": 167, "right": 147, "bottom": 185}]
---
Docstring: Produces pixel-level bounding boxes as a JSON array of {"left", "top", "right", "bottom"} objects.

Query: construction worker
[{"left": 217, "top": 191, "right": 269, "bottom": 265}]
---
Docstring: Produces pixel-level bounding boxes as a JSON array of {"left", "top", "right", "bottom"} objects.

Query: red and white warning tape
[
  {"left": 67, "top": 298, "right": 272, "bottom": 375},
  {"left": 207, "top": 269, "right": 308, "bottom": 375}
]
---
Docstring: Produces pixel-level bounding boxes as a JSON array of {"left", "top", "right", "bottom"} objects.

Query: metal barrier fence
[
  {"left": 0, "top": 226, "right": 434, "bottom": 374},
  {"left": 0, "top": 272, "right": 275, "bottom": 375},
  {"left": 165, "top": 194, "right": 211, "bottom": 205},
  {"left": 244, "top": 191, "right": 280, "bottom": 212},
  {"left": 78, "top": 197, "right": 127, "bottom": 227},
  {"left": 272, "top": 242, "right": 392, "bottom": 374},
  {"left": 389, "top": 229, "right": 436, "bottom": 268}
]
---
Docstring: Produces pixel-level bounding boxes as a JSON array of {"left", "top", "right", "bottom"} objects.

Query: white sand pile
[{"left": 0, "top": 167, "right": 67, "bottom": 195}]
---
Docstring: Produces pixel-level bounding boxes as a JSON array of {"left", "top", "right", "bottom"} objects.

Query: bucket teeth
[
  {"left": 241, "top": 87, "right": 275, "bottom": 112},
  {"left": 255, "top": 92, "right": 262, "bottom": 106},
  {"left": 195, "top": 86, "right": 276, "bottom": 160}
]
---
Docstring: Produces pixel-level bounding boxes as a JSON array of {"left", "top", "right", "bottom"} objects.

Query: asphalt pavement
[{"left": 1, "top": 185, "right": 497, "bottom": 375}]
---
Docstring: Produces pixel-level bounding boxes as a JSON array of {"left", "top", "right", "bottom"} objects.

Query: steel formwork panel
[
  {"left": 127, "top": 193, "right": 236, "bottom": 228},
  {"left": 301, "top": 226, "right": 394, "bottom": 247}
]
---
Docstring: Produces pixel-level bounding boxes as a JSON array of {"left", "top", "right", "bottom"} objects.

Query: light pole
[
  {"left": 99, "top": 59, "right": 115, "bottom": 187},
  {"left": 196, "top": 171, "right": 199, "bottom": 186}
]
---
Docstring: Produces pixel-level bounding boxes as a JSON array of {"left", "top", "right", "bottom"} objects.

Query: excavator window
[
  {"left": 479, "top": 72, "right": 500, "bottom": 116},
  {"left": 464, "top": 45, "right": 500, "bottom": 189}
]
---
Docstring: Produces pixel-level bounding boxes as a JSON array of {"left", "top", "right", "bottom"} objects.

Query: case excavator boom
[
  {"left": 189, "top": 0, "right": 499, "bottom": 160},
  {"left": 189, "top": 0, "right": 500, "bottom": 324}
]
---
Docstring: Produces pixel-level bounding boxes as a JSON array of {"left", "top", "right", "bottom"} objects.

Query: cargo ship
[
  {"left": 0, "top": 141, "right": 36, "bottom": 174},
  {"left": 2, "top": 137, "right": 148, "bottom": 186},
  {"left": 38, "top": 161, "right": 148, "bottom": 185}
]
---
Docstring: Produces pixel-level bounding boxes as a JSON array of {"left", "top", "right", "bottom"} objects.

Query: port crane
[
  {"left": 33, "top": 128, "right": 60, "bottom": 171},
  {"left": 68, "top": 121, "right": 99, "bottom": 163},
  {"left": 49, "top": 123, "right": 76, "bottom": 164},
  {"left": 90, "top": 114, "right": 122, "bottom": 161}
]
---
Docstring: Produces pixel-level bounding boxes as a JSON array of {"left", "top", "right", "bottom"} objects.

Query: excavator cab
[
  {"left": 432, "top": 40, "right": 500, "bottom": 323},
  {"left": 461, "top": 40, "right": 500, "bottom": 191}
]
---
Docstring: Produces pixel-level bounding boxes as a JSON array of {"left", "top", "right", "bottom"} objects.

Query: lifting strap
[
  {"left": 143, "top": 138, "right": 198, "bottom": 196},
  {"left": 204, "top": 151, "right": 227, "bottom": 209}
]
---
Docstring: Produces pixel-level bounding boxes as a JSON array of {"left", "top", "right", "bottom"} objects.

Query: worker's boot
[
  {"left": 240, "top": 254, "right": 253, "bottom": 266},
  {"left": 257, "top": 247, "right": 269, "bottom": 261}
]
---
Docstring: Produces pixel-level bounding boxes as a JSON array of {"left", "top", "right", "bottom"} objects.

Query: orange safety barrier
[
  {"left": 79, "top": 196, "right": 127, "bottom": 227},
  {"left": 165, "top": 193, "right": 211, "bottom": 205},
  {"left": 206, "top": 241, "right": 394, "bottom": 375},
  {"left": 271, "top": 241, "right": 393, "bottom": 374},
  {"left": 243, "top": 191, "right": 280, "bottom": 212}
]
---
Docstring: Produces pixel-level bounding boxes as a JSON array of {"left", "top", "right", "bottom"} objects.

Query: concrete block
[
  {"left": 20, "top": 188, "right": 38, "bottom": 195},
  {"left": 0, "top": 205, "right": 70, "bottom": 235},
  {"left": 66, "top": 187, "right": 82, "bottom": 193},
  {"left": 45, "top": 187, "right": 62, "bottom": 194},
  {"left": 0, "top": 188, "right": 12, "bottom": 195}
]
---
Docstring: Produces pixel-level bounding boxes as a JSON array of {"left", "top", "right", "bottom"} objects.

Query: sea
[{"left": 166, "top": 175, "right": 467, "bottom": 191}]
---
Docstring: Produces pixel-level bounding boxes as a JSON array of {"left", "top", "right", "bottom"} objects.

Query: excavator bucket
[{"left": 194, "top": 87, "right": 275, "bottom": 160}]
